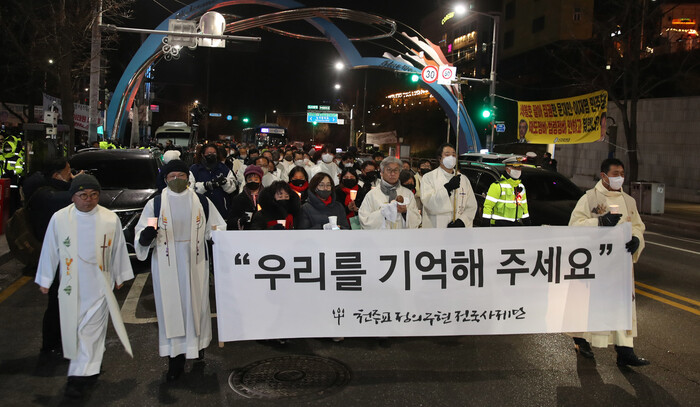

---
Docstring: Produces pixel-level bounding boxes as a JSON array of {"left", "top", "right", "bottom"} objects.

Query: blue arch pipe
[{"left": 107, "top": 0, "right": 481, "bottom": 153}]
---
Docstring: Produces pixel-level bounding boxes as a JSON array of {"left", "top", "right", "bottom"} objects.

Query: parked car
[
  {"left": 70, "top": 148, "right": 163, "bottom": 254},
  {"left": 459, "top": 161, "right": 583, "bottom": 226}
]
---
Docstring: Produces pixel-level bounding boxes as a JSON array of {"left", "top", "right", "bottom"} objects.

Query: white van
[{"left": 154, "top": 121, "right": 192, "bottom": 147}]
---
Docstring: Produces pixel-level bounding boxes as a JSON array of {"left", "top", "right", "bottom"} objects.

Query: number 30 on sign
[{"left": 421, "top": 66, "right": 438, "bottom": 83}]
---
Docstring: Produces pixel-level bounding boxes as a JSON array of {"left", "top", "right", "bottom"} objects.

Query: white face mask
[
  {"left": 344, "top": 163, "right": 354, "bottom": 168},
  {"left": 442, "top": 155, "right": 456, "bottom": 170},
  {"left": 303, "top": 158, "right": 310, "bottom": 164},
  {"left": 322, "top": 153, "right": 334, "bottom": 164},
  {"left": 294, "top": 160, "right": 305, "bottom": 167},
  {"left": 606, "top": 175, "right": 624, "bottom": 190},
  {"left": 508, "top": 168, "right": 522, "bottom": 179}
]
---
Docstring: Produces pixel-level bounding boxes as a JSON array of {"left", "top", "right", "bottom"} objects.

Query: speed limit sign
[{"left": 421, "top": 65, "right": 438, "bottom": 83}]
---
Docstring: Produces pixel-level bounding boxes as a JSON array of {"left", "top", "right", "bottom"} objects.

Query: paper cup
[
  {"left": 277, "top": 219, "right": 286, "bottom": 227},
  {"left": 349, "top": 190, "right": 358, "bottom": 200},
  {"left": 609, "top": 204, "right": 620, "bottom": 214},
  {"left": 147, "top": 217, "right": 158, "bottom": 228},
  {"left": 245, "top": 212, "right": 253, "bottom": 219},
  {"left": 328, "top": 215, "right": 338, "bottom": 225}
]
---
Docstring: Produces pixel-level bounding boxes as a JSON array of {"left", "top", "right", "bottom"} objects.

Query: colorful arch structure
[{"left": 107, "top": 0, "right": 482, "bottom": 152}]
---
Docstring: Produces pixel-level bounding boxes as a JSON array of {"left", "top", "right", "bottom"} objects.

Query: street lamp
[
  {"left": 454, "top": 4, "right": 499, "bottom": 151},
  {"left": 334, "top": 61, "right": 344, "bottom": 71},
  {"left": 334, "top": 83, "right": 341, "bottom": 90}
]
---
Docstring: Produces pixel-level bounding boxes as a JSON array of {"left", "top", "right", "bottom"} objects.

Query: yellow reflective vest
[{"left": 482, "top": 175, "right": 529, "bottom": 225}]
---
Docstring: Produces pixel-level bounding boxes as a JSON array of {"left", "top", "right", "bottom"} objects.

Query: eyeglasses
[
  {"left": 317, "top": 183, "right": 333, "bottom": 189},
  {"left": 76, "top": 191, "right": 100, "bottom": 201},
  {"left": 384, "top": 167, "right": 400, "bottom": 174}
]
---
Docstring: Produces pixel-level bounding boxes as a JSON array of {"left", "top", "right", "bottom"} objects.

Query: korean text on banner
[
  {"left": 212, "top": 224, "right": 633, "bottom": 342},
  {"left": 517, "top": 90, "right": 608, "bottom": 144}
]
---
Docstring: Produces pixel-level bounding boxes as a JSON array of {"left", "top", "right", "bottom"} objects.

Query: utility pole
[{"left": 88, "top": 0, "right": 102, "bottom": 143}]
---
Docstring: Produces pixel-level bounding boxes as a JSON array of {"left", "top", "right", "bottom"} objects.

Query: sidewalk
[{"left": 640, "top": 200, "right": 700, "bottom": 239}]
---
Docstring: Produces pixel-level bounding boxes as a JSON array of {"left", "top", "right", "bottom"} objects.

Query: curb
[{"left": 641, "top": 214, "right": 700, "bottom": 239}]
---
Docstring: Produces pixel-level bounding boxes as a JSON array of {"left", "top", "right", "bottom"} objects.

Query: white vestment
[
  {"left": 359, "top": 185, "right": 421, "bottom": 229},
  {"left": 309, "top": 162, "right": 342, "bottom": 185},
  {"left": 420, "top": 167, "right": 477, "bottom": 228},
  {"left": 135, "top": 188, "right": 226, "bottom": 358},
  {"left": 569, "top": 180, "right": 646, "bottom": 347},
  {"left": 35, "top": 205, "right": 133, "bottom": 376}
]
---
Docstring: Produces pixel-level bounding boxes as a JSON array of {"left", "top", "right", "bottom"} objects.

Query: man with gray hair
[{"left": 359, "top": 156, "right": 421, "bottom": 229}]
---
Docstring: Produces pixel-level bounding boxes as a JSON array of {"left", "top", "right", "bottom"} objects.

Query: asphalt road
[{"left": 0, "top": 225, "right": 698, "bottom": 406}]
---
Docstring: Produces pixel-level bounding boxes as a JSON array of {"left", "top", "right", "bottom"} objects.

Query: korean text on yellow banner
[{"left": 517, "top": 90, "right": 608, "bottom": 144}]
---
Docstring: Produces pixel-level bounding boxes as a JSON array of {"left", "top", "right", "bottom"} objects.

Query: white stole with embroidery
[
  {"left": 155, "top": 189, "right": 207, "bottom": 339},
  {"left": 55, "top": 205, "right": 133, "bottom": 359}
]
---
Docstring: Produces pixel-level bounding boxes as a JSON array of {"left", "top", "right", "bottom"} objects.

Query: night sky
[{"left": 105, "top": 0, "right": 443, "bottom": 145}]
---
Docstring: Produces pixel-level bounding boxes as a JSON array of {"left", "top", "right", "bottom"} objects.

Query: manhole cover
[{"left": 229, "top": 355, "right": 351, "bottom": 400}]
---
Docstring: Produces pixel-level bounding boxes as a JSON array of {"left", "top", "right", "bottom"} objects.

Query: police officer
[{"left": 481, "top": 157, "right": 530, "bottom": 226}]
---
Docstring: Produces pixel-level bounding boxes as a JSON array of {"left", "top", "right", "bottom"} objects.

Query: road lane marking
[
  {"left": 635, "top": 288, "right": 700, "bottom": 316},
  {"left": 635, "top": 282, "right": 700, "bottom": 307},
  {"left": 646, "top": 232, "right": 700, "bottom": 244},
  {"left": 646, "top": 241, "right": 700, "bottom": 255},
  {"left": 121, "top": 272, "right": 217, "bottom": 324},
  {"left": 121, "top": 273, "right": 158, "bottom": 324},
  {"left": 0, "top": 276, "right": 32, "bottom": 305}
]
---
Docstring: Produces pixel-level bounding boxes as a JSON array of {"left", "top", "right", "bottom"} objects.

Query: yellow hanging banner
[{"left": 517, "top": 90, "right": 608, "bottom": 144}]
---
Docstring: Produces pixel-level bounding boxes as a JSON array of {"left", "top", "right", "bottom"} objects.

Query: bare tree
[
  {"left": 547, "top": 1, "right": 700, "bottom": 182},
  {"left": 0, "top": 0, "right": 132, "bottom": 152}
]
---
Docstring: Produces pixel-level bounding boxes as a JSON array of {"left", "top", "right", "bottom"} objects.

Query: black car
[
  {"left": 70, "top": 148, "right": 162, "bottom": 253},
  {"left": 459, "top": 161, "right": 584, "bottom": 226}
]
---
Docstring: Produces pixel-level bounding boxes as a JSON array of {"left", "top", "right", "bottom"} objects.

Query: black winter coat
[
  {"left": 250, "top": 186, "right": 301, "bottom": 230},
  {"left": 298, "top": 190, "right": 350, "bottom": 230},
  {"left": 226, "top": 187, "right": 260, "bottom": 230}
]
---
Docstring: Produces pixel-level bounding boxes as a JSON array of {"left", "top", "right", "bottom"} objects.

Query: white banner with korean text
[{"left": 212, "top": 224, "right": 633, "bottom": 342}]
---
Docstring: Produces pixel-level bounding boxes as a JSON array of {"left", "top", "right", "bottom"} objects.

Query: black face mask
[
  {"left": 276, "top": 198, "right": 290, "bottom": 211},
  {"left": 402, "top": 183, "right": 415, "bottom": 191},
  {"left": 341, "top": 179, "right": 358, "bottom": 188},
  {"left": 290, "top": 179, "right": 306, "bottom": 187},
  {"left": 362, "top": 172, "right": 377, "bottom": 182},
  {"left": 205, "top": 154, "right": 217, "bottom": 165},
  {"left": 316, "top": 189, "right": 332, "bottom": 200},
  {"left": 419, "top": 168, "right": 431, "bottom": 175},
  {"left": 246, "top": 181, "right": 260, "bottom": 190},
  {"left": 284, "top": 155, "right": 293, "bottom": 162}
]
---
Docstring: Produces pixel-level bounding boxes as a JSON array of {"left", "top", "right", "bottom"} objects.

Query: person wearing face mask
[
  {"left": 398, "top": 169, "right": 422, "bottom": 212},
  {"left": 135, "top": 160, "right": 226, "bottom": 383},
  {"left": 413, "top": 159, "right": 433, "bottom": 209},
  {"left": 288, "top": 166, "right": 310, "bottom": 205},
  {"left": 308, "top": 146, "right": 341, "bottom": 186},
  {"left": 228, "top": 165, "right": 264, "bottom": 230},
  {"left": 250, "top": 181, "right": 300, "bottom": 230},
  {"left": 339, "top": 153, "right": 356, "bottom": 170},
  {"left": 359, "top": 157, "right": 421, "bottom": 229},
  {"left": 298, "top": 173, "right": 350, "bottom": 229},
  {"left": 568, "top": 157, "right": 648, "bottom": 367},
  {"left": 421, "top": 143, "right": 477, "bottom": 228},
  {"left": 481, "top": 157, "right": 530, "bottom": 227},
  {"left": 277, "top": 149, "right": 295, "bottom": 176},
  {"left": 189, "top": 144, "right": 237, "bottom": 218},
  {"left": 335, "top": 167, "right": 361, "bottom": 226}
]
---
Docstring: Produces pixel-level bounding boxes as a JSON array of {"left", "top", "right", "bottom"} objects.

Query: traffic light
[
  {"left": 410, "top": 74, "right": 420, "bottom": 83},
  {"left": 481, "top": 108, "right": 492, "bottom": 119},
  {"left": 242, "top": 117, "right": 250, "bottom": 123},
  {"left": 312, "top": 121, "right": 318, "bottom": 126}
]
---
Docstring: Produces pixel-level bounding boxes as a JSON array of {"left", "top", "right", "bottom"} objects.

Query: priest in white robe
[
  {"left": 421, "top": 143, "right": 477, "bottom": 228},
  {"left": 35, "top": 174, "right": 133, "bottom": 399},
  {"left": 309, "top": 148, "right": 341, "bottom": 186},
  {"left": 359, "top": 157, "right": 421, "bottom": 229},
  {"left": 568, "top": 157, "right": 649, "bottom": 367},
  {"left": 134, "top": 159, "right": 226, "bottom": 382}
]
